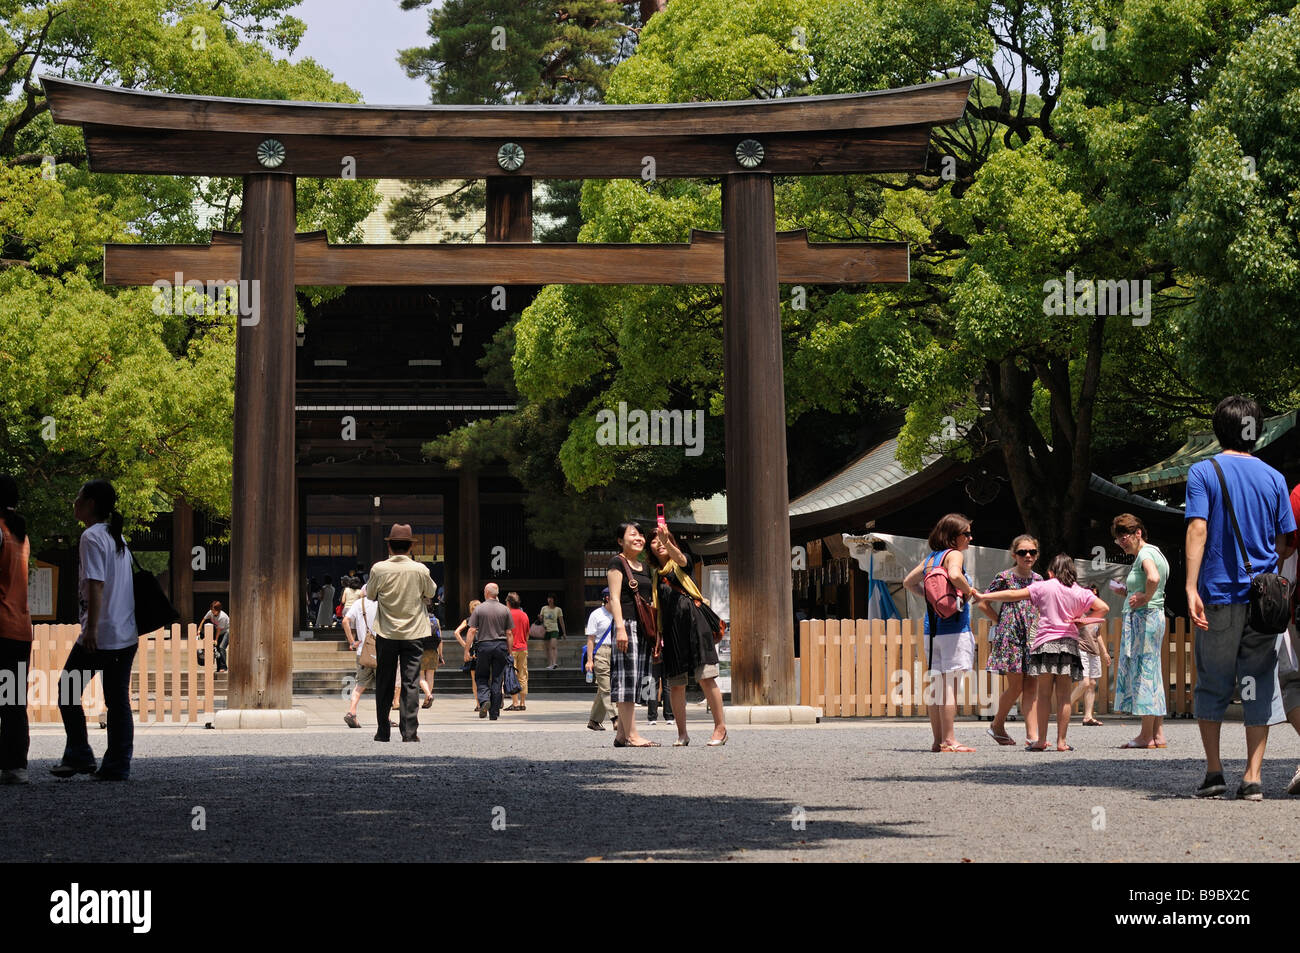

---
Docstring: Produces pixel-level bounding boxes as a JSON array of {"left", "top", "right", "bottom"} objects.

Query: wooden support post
[
  {"left": 563, "top": 548, "right": 586, "bottom": 641},
  {"left": 228, "top": 174, "right": 296, "bottom": 710},
  {"left": 457, "top": 469, "right": 480, "bottom": 617},
  {"left": 486, "top": 176, "right": 533, "bottom": 243},
  {"left": 170, "top": 499, "right": 193, "bottom": 624},
  {"left": 722, "top": 173, "right": 795, "bottom": 706}
]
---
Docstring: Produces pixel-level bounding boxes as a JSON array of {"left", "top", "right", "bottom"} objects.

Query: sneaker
[
  {"left": 587, "top": 720, "right": 606, "bottom": 731},
  {"left": 343, "top": 712, "right": 360, "bottom": 729},
  {"left": 646, "top": 719, "right": 658, "bottom": 726},
  {"left": 1235, "top": 781, "right": 1264, "bottom": 802},
  {"left": 0, "top": 768, "right": 28, "bottom": 785},
  {"left": 1195, "top": 772, "right": 1228, "bottom": 799},
  {"left": 50, "top": 760, "right": 96, "bottom": 779},
  {"left": 1288, "top": 765, "right": 1300, "bottom": 797}
]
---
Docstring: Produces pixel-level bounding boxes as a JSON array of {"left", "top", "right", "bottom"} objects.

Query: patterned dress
[
  {"left": 984, "top": 569, "right": 1041, "bottom": 675},
  {"left": 1114, "top": 545, "right": 1168, "bottom": 717}
]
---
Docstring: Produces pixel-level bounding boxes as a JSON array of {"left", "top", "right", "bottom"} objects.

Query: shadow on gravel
[
  {"left": 856, "top": 757, "right": 1300, "bottom": 801},
  {"left": 0, "top": 754, "right": 933, "bottom": 862}
]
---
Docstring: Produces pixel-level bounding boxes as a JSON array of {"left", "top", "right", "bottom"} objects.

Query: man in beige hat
[{"left": 364, "top": 523, "right": 435, "bottom": 742}]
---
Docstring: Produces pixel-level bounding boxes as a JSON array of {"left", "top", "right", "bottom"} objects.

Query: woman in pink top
[{"left": 978, "top": 554, "right": 1108, "bottom": 751}]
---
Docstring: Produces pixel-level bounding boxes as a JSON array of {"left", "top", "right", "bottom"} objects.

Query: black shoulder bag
[
  {"left": 132, "top": 551, "right": 180, "bottom": 636},
  {"left": 1210, "top": 459, "right": 1293, "bottom": 633}
]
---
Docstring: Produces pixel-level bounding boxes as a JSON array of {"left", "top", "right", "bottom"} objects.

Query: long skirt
[{"left": 1114, "top": 607, "right": 1167, "bottom": 716}]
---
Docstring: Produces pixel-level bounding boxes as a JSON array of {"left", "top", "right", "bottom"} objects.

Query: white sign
[
  {"left": 703, "top": 567, "right": 730, "bottom": 693},
  {"left": 28, "top": 566, "right": 53, "bottom": 617}
]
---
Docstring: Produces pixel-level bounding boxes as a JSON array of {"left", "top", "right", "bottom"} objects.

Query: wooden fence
[
  {"left": 27, "top": 624, "right": 218, "bottom": 725},
  {"left": 799, "top": 617, "right": 1197, "bottom": 717}
]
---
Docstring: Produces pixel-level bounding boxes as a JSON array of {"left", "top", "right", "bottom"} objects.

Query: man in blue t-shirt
[{"left": 1185, "top": 396, "right": 1297, "bottom": 801}]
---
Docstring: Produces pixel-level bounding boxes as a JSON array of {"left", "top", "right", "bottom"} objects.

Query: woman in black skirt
[
  {"left": 647, "top": 525, "right": 727, "bottom": 746},
  {"left": 607, "top": 522, "right": 659, "bottom": 747}
]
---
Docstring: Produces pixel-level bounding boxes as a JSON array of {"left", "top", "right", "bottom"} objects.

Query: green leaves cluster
[{"left": 2, "top": 0, "right": 378, "bottom": 548}]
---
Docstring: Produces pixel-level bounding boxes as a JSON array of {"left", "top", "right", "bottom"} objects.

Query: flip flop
[
  {"left": 1118, "top": 740, "right": 1156, "bottom": 749},
  {"left": 1081, "top": 718, "right": 1103, "bottom": 726},
  {"left": 939, "top": 743, "right": 976, "bottom": 752},
  {"left": 986, "top": 727, "right": 1017, "bottom": 746},
  {"left": 1055, "top": 744, "right": 1075, "bottom": 752},
  {"left": 1025, "top": 743, "right": 1049, "bottom": 751}
]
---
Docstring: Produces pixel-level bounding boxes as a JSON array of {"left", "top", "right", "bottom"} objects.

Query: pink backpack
[{"left": 923, "top": 549, "right": 960, "bottom": 619}]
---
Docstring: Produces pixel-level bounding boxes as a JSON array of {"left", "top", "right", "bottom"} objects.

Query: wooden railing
[
  {"left": 27, "top": 624, "right": 219, "bottom": 725},
  {"left": 799, "top": 617, "right": 1197, "bottom": 717}
]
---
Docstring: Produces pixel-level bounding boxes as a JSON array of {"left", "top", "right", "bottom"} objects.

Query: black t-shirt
[{"left": 607, "top": 554, "right": 654, "bottom": 621}]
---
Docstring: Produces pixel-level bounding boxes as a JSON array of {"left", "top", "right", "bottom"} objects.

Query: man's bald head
[{"left": 483, "top": 582, "right": 500, "bottom": 600}]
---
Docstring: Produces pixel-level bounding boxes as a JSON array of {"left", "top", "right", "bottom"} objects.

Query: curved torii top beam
[{"left": 41, "top": 75, "right": 973, "bottom": 179}]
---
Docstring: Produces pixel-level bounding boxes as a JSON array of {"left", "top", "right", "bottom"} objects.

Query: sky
[{"left": 287, "top": 0, "right": 436, "bottom": 104}]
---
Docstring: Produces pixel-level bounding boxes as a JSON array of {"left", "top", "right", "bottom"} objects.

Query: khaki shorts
[
  {"left": 667, "top": 663, "right": 720, "bottom": 688},
  {"left": 354, "top": 661, "right": 376, "bottom": 690}
]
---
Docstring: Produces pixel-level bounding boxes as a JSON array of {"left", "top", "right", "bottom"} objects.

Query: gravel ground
[{"left": 4, "top": 709, "right": 1299, "bottom": 862}]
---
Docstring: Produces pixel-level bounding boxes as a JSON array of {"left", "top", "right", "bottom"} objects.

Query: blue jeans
[
  {"left": 216, "top": 628, "right": 230, "bottom": 670},
  {"left": 58, "top": 641, "right": 137, "bottom": 777},
  {"left": 475, "top": 641, "right": 510, "bottom": 716}
]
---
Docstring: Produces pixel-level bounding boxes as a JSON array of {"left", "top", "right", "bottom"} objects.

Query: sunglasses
[{"left": 1015, "top": 548, "right": 1038, "bottom": 557}]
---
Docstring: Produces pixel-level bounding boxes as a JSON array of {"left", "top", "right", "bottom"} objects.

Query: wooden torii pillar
[{"left": 43, "top": 75, "right": 971, "bottom": 720}]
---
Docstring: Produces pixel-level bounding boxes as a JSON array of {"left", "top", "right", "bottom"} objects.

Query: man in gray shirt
[{"left": 465, "top": 583, "right": 513, "bottom": 720}]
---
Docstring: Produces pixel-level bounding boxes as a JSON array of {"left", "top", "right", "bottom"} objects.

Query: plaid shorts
[{"left": 610, "top": 619, "right": 652, "bottom": 703}]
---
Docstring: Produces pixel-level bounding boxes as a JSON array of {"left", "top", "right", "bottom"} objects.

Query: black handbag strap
[{"left": 1210, "top": 458, "right": 1255, "bottom": 576}]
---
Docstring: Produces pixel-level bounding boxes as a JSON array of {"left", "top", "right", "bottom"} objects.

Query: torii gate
[{"left": 43, "top": 75, "right": 971, "bottom": 723}]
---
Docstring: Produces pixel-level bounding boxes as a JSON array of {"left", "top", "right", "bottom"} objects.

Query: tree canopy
[{"left": 1, "top": 0, "right": 378, "bottom": 547}]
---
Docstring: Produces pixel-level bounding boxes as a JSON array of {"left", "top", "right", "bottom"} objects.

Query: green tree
[
  {"left": 503, "top": 0, "right": 1300, "bottom": 558},
  {"left": 389, "top": 0, "right": 643, "bottom": 242},
  {"left": 1, "top": 0, "right": 378, "bottom": 547}
]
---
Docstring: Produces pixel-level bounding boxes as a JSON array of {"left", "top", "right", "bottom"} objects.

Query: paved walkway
[{"left": 8, "top": 701, "right": 1300, "bottom": 862}]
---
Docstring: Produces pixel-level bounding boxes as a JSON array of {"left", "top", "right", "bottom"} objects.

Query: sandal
[
  {"left": 1025, "top": 743, "right": 1049, "bottom": 751},
  {"left": 628, "top": 740, "right": 661, "bottom": 747},
  {"left": 1055, "top": 744, "right": 1075, "bottom": 751},
  {"left": 673, "top": 736, "right": 690, "bottom": 746},
  {"left": 986, "top": 727, "right": 1017, "bottom": 746},
  {"left": 1118, "top": 740, "right": 1156, "bottom": 749},
  {"left": 939, "top": 743, "right": 976, "bottom": 752},
  {"left": 1081, "top": 718, "right": 1103, "bottom": 726}
]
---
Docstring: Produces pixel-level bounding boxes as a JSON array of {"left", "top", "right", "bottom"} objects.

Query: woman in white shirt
[{"left": 52, "top": 480, "right": 138, "bottom": 781}]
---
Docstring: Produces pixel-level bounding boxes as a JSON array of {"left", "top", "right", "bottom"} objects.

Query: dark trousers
[
  {"left": 475, "top": 641, "right": 510, "bottom": 716},
  {"left": 375, "top": 635, "right": 423, "bottom": 740},
  {"left": 0, "top": 638, "right": 31, "bottom": 771},
  {"left": 646, "top": 661, "right": 672, "bottom": 721},
  {"left": 58, "top": 641, "right": 137, "bottom": 778},
  {"left": 215, "top": 628, "right": 230, "bottom": 671}
]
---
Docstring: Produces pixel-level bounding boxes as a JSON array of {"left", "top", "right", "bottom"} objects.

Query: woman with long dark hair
[
  {"left": 646, "top": 525, "right": 727, "bottom": 746},
  {"left": 903, "top": 513, "right": 981, "bottom": 752},
  {"left": 0, "top": 476, "right": 33, "bottom": 784},
  {"left": 980, "top": 534, "right": 1042, "bottom": 746},
  {"left": 607, "top": 522, "right": 660, "bottom": 747},
  {"left": 52, "top": 480, "right": 138, "bottom": 781}
]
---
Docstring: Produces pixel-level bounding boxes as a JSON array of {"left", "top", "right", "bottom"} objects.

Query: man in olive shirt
[
  {"left": 365, "top": 524, "right": 435, "bottom": 742},
  {"left": 465, "top": 583, "right": 514, "bottom": 720}
]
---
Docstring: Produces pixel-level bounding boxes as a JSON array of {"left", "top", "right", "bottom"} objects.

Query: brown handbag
[
  {"left": 358, "top": 597, "right": 378, "bottom": 669},
  {"left": 619, "top": 554, "right": 660, "bottom": 653},
  {"left": 1075, "top": 621, "right": 1103, "bottom": 656}
]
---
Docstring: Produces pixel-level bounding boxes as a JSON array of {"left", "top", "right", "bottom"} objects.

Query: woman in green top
[{"left": 1112, "top": 513, "right": 1171, "bottom": 748}]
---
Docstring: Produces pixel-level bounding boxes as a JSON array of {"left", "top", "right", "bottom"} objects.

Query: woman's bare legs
[{"left": 699, "top": 677, "right": 726, "bottom": 742}]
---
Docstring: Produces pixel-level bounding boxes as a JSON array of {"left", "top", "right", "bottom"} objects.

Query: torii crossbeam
[{"left": 44, "top": 75, "right": 971, "bottom": 718}]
